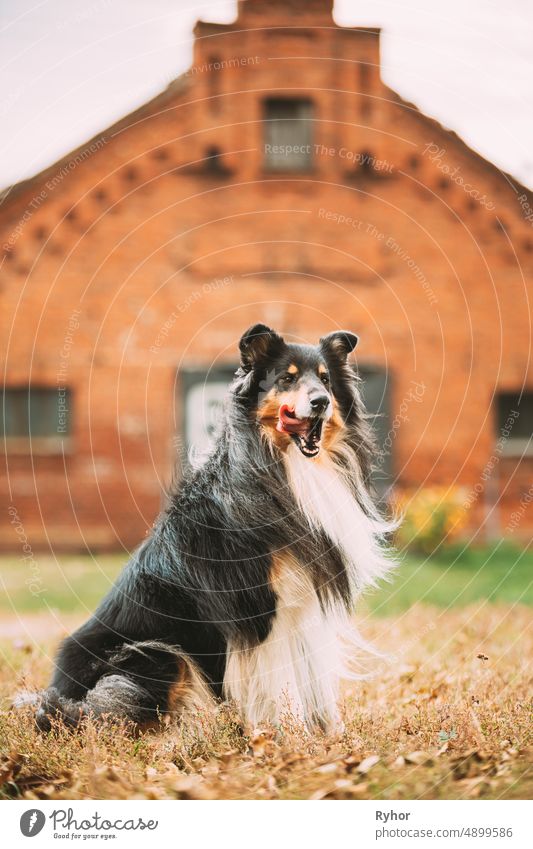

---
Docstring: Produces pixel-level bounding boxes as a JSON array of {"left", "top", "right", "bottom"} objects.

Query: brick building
[{"left": 1, "top": 0, "right": 532, "bottom": 550}]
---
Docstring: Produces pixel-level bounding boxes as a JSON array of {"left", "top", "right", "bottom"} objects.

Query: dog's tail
[{"left": 14, "top": 640, "right": 215, "bottom": 731}]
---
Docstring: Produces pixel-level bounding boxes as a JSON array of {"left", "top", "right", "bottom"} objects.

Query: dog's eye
[
  {"left": 320, "top": 373, "right": 330, "bottom": 385},
  {"left": 281, "top": 373, "right": 296, "bottom": 386}
]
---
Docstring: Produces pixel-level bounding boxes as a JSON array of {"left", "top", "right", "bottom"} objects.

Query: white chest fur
[
  {"left": 223, "top": 446, "right": 393, "bottom": 732},
  {"left": 223, "top": 555, "right": 346, "bottom": 732},
  {"left": 283, "top": 443, "right": 392, "bottom": 594}
]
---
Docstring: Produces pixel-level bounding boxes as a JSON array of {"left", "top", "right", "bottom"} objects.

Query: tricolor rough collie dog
[{"left": 31, "top": 325, "right": 394, "bottom": 733}]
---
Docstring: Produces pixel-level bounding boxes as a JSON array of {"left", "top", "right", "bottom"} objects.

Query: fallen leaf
[
  {"left": 12, "top": 641, "right": 32, "bottom": 653},
  {"left": 334, "top": 778, "right": 352, "bottom": 789},
  {"left": 265, "top": 775, "right": 278, "bottom": 795},
  {"left": 357, "top": 755, "right": 380, "bottom": 774},
  {"left": 161, "top": 762, "right": 180, "bottom": 774},
  {"left": 398, "top": 664, "right": 417, "bottom": 682},
  {"left": 249, "top": 732, "right": 276, "bottom": 758},
  {"left": 0, "top": 753, "right": 22, "bottom": 785},
  {"left": 310, "top": 787, "right": 329, "bottom": 800},
  {"left": 450, "top": 749, "right": 491, "bottom": 780},
  {"left": 456, "top": 776, "right": 487, "bottom": 797},
  {"left": 349, "top": 783, "right": 370, "bottom": 796},
  {"left": 344, "top": 754, "right": 362, "bottom": 771},
  {"left": 219, "top": 749, "right": 240, "bottom": 765},
  {"left": 316, "top": 762, "right": 340, "bottom": 775},
  {"left": 405, "top": 751, "right": 434, "bottom": 766},
  {"left": 201, "top": 762, "right": 219, "bottom": 777},
  {"left": 164, "top": 774, "right": 213, "bottom": 800}
]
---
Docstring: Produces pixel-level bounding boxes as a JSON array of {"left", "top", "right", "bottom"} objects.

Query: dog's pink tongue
[{"left": 277, "top": 404, "right": 308, "bottom": 435}]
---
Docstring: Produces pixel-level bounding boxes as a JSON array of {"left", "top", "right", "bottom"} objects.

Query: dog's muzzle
[{"left": 277, "top": 401, "right": 330, "bottom": 458}]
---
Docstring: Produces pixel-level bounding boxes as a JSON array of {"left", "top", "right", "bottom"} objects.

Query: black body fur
[{"left": 33, "top": 325, "right": 380, "bottom": 730}]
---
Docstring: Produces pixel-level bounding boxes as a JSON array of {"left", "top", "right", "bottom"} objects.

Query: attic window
[{"left": 263, "top": 98, "right": 314, "bottom": 172}]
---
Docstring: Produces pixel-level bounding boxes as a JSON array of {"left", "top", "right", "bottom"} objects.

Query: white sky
[{"left": 1, "top": 0, "right": 532, "bottom": 190}]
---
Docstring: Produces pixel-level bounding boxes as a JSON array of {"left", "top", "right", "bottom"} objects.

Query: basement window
[
  {"left": 496, "top": 391, "right": 533, "bottom": 455},
  {"left": 1, "top": 386, "right": 72, "bottom": 453},
  {"left": 263, "top": 98, "right": 314, "bottom": 171}
]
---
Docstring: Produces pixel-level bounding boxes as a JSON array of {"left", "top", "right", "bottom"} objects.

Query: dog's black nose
[{"left": 309, "top": 394, "right": 329, "bottom": 414}]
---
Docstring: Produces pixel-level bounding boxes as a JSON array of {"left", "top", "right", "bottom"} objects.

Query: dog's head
[{"left": 237, "top": 323, "right": 359, "bottom": 459}]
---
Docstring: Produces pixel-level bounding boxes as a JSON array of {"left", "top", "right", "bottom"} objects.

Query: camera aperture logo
[
  {"left": 19, "top": 807, "right": 158, "bottom": 839},
  {"left": 20, "top": 809, "right": 46, "bottom": 837}
]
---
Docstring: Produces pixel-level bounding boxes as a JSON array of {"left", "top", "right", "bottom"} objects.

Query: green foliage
[{"left": 396, "top": 487, "right": 467, "bottom": 555}]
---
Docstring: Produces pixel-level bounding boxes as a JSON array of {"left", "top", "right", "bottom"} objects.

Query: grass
[
  {"left": 367, "top": 541, "right": 533, "bottom": 615},
  {"left": 0, "top": 541, "right": 530, "bottom": 616},
  {"left": 0, "top": 544, "right": 531, "bottom": 800}
]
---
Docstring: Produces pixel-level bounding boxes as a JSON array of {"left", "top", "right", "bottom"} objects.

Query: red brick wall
[{"left": 1, "top": 0, "right": 532, "bottom": 549}]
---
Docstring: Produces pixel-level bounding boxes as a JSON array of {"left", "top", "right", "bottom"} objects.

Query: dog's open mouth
[{"left": 276, "top": 404, "right": 323, "bottom": 458}]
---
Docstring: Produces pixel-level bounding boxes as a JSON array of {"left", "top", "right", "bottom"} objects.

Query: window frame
[
  {"left": 263, "top": 96, "right": 315, "bottom": 173},
  {"left": 495, "top": 390, "right": 533, "bottom": 457},
  {"left": 1, "top": 385, "right": 74, "bottom": 455}
]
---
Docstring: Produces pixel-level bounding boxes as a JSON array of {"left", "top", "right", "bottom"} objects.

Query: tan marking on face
[
  {"left": 318, "top": 364, "right": 328, "bottom": 377},
  {"left": 321, "top": 398, "right": 346, "bottom": 454},
  {"left": 259, "top": 383, "right": 344, "bottom": 456},
  {"left": 287, "top": 364, "right": 299, "bottom": 375},
  {"left": 258, "top": 385, "right": 304, "bottom": 451}
]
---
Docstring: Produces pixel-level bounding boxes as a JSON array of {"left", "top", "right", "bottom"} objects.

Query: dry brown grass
[{"left": 0, "top": 604, "right": 531, "bottom": 800}]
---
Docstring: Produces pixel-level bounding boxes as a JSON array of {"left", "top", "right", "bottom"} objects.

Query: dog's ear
[
  {"left": 239, "top": 323, "right": 285, "bottom": 371},
  {"left": 319, "top": 330, "right": 359, "bottom": 361}
]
